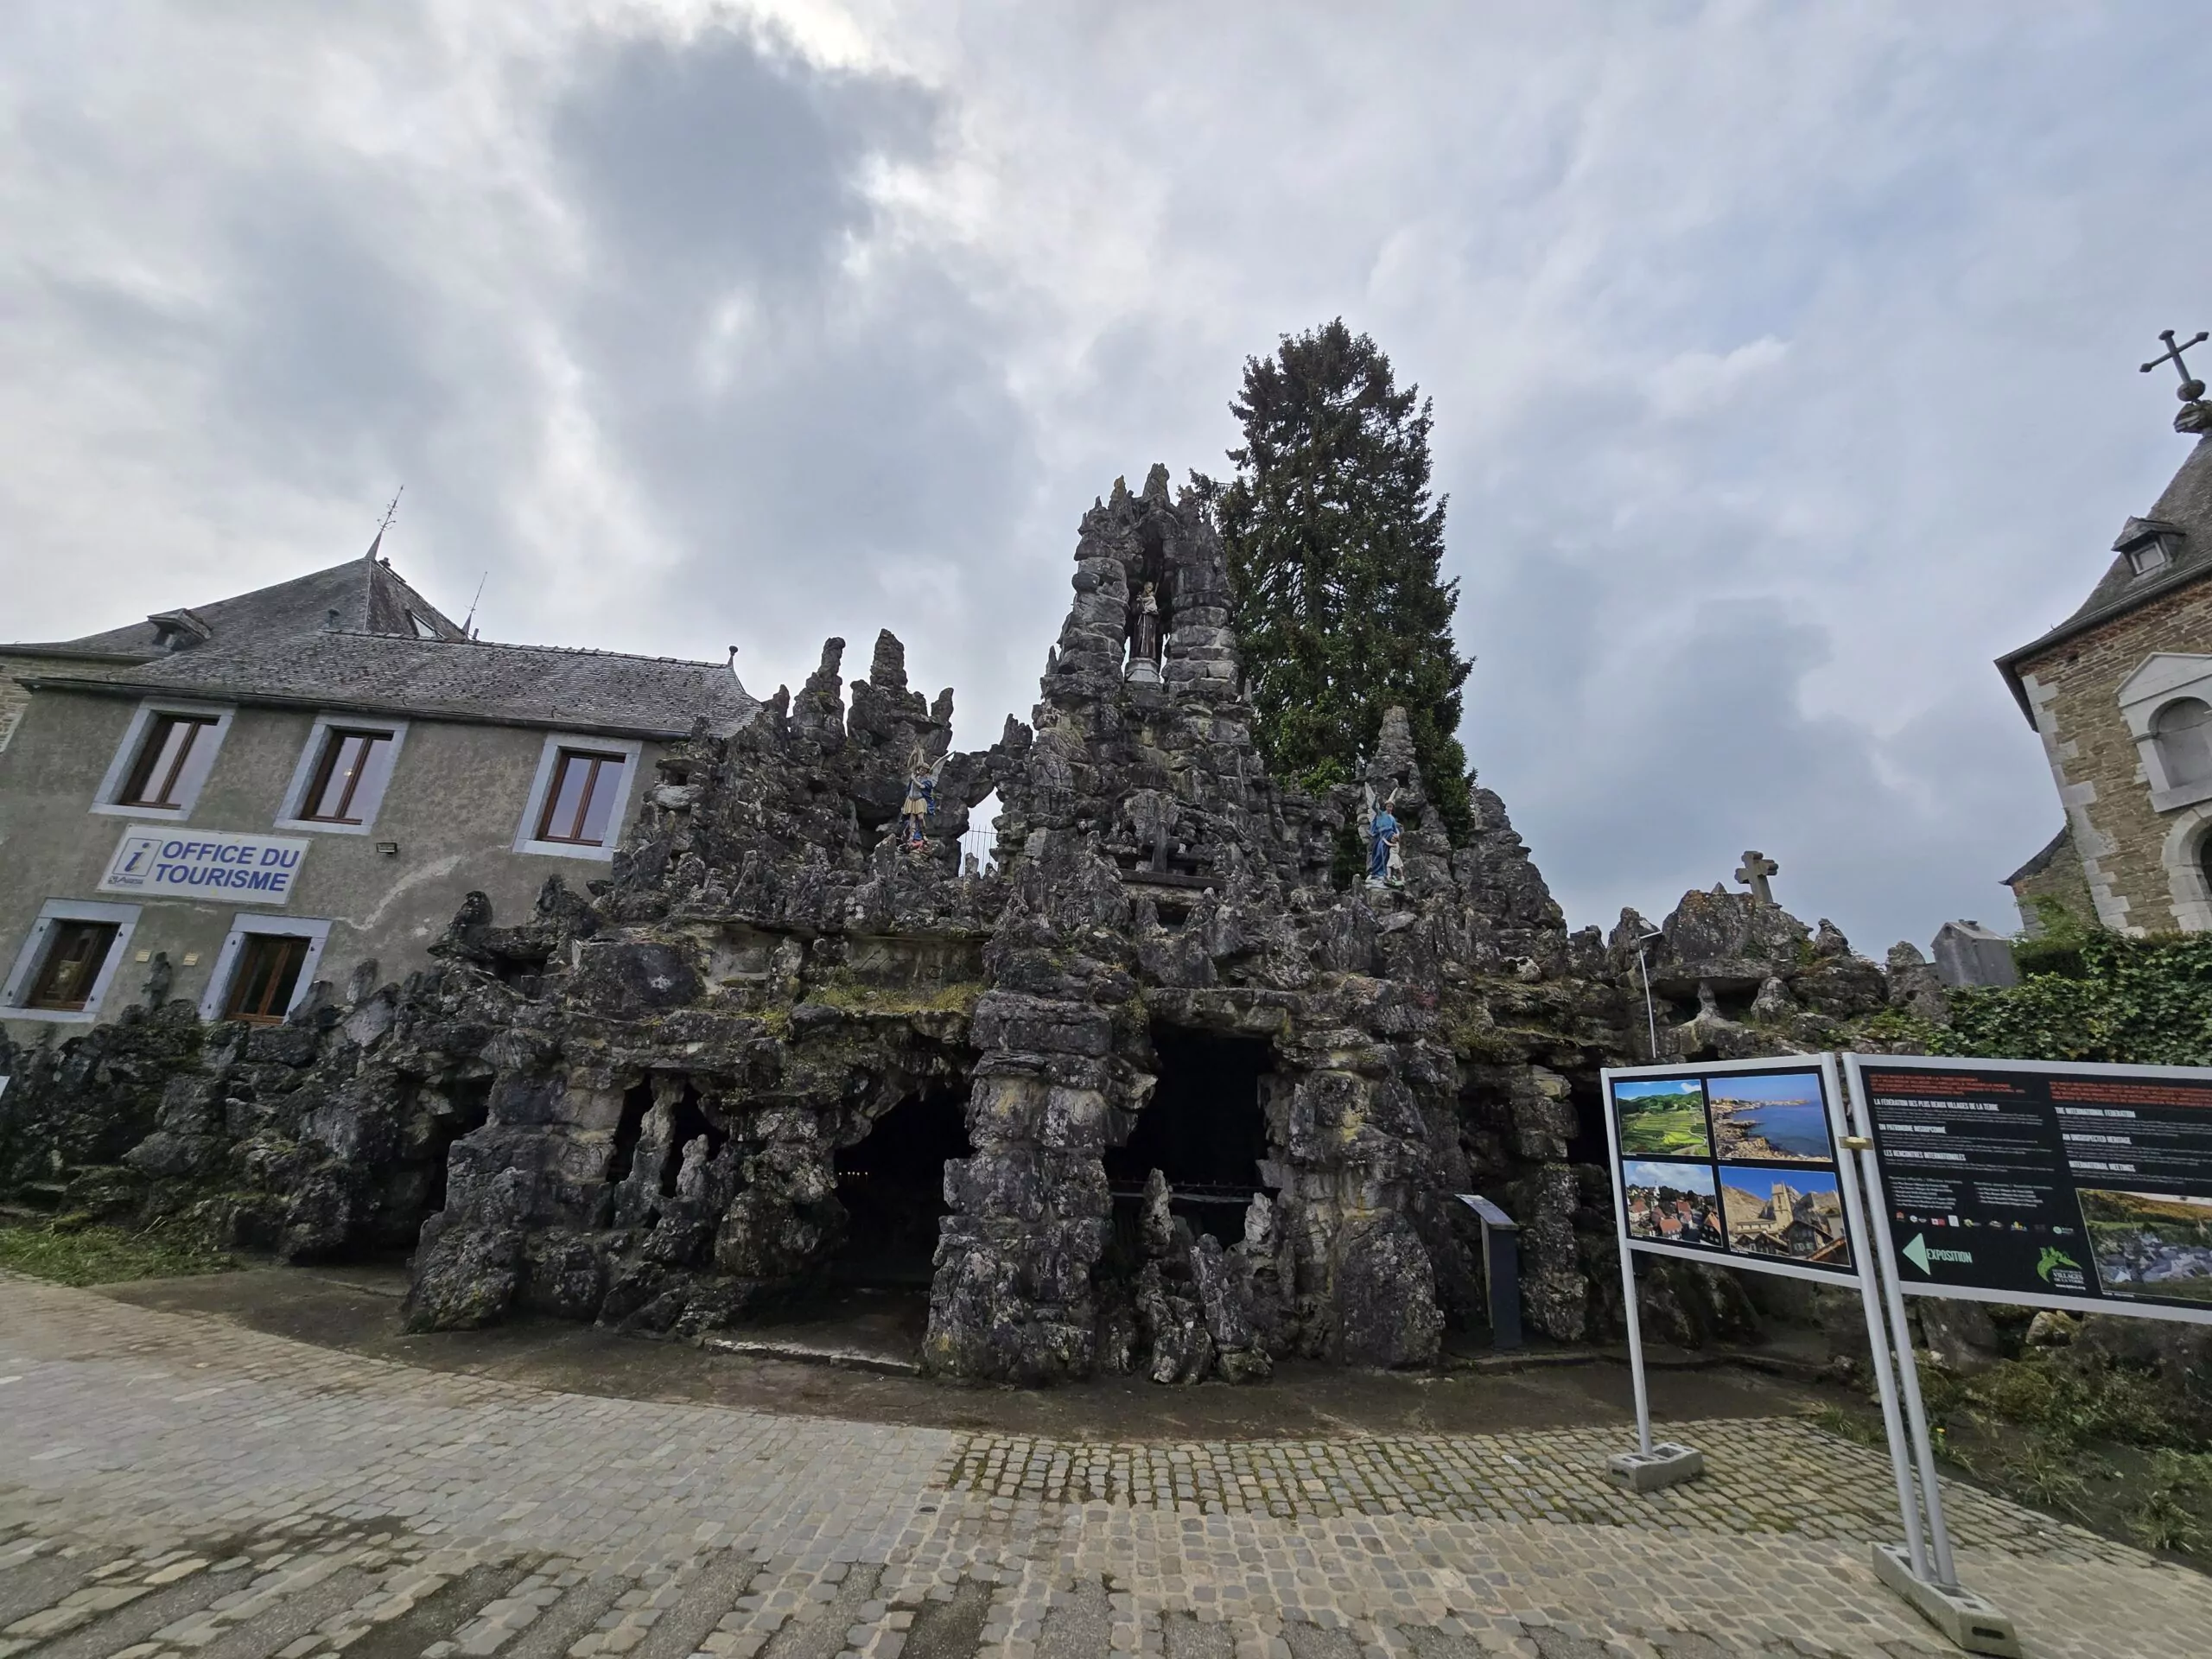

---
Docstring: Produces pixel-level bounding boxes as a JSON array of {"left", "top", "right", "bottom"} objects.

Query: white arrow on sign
[{"left": 1902, "top": 1233, "right": 1931, "bottom": 1274}]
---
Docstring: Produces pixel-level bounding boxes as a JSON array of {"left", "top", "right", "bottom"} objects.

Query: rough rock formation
[{"left": 0, "top": 467, "right": 1960, "bottom": 1384}]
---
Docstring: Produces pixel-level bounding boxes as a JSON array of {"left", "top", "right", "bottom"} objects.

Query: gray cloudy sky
[{"left": 5, "top": 2, "right": 2208, "bottom": 950}]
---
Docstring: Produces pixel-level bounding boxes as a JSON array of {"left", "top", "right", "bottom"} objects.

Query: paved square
[{"left": 2, "top": 1274, "right": 2205, "bottom": 1659}]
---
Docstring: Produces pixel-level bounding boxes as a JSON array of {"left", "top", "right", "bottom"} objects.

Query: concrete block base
[
  {"left": 1870, "top": 1544, "right": 2019, "bottom": 1657},
  {"left": 1606, "top": 1442, "right": 1703, "bottom": 1492}
]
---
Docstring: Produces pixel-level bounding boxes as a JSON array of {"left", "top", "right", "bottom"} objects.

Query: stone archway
[{"left": 2159, "top": 804, "right": 2212, "bottom": 931}]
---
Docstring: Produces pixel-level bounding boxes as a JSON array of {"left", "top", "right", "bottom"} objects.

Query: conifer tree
[{"left": 1205, "top": 320, "right": 1474, "bottom": 841}]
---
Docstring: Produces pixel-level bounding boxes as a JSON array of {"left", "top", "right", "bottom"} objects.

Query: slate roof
[
  {"left": 21, "top": 630, "right": 760, "bottom": 741},
  {"left": 7, "top": 543, "right": 759, "bottom": 740},
  {"left": 2004, "top": 825, "right": 2072, "bottom": 889},
  {"left": 3, "top": 541, "right": 469, "bottom": 666},
  {"left": 1997, "top": 434, "right": 2212, "bottom": 721}
]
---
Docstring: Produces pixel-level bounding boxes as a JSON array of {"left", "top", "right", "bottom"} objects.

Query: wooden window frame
[
  {"left": 198, "top": 914, "right": 333, "bottom": 1024},
  {"left": 118, "top": 713, "right": 218, "bottom": 809},
  {"left": 300, "top": 728, "right": 391, "bottom": 824},
  {"left": 222, "top": 933, "right": 313, "bottom": 1025},
  {"left": 93, "top": 701, "right": 232, "bottom": 820},
  {"left": 2, "top": 900, "right": 140, "bottom": 1023},
  {"left": 513, "top": 734, "right": 640, "bottom": 861},
  {"left": 534, "top": 747, "right": 627, "bottom": 846},
  {"left": 24, "top": 920, "right": 121, "bottom": 1012}
]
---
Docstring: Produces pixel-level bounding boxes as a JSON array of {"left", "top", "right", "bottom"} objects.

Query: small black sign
[{"left": 1848, "top": 1057, "right": 2212, "bottom": 1322}]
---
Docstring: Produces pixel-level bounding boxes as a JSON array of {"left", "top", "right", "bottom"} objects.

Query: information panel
[
  {"left": 1601, "top": 1056, "right": 1860, "bottom": 1285},
  {"left": 1844, "top": 1054, "right": 2212, "bottom": 1325}
]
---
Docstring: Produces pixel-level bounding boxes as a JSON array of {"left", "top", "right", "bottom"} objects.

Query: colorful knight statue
[{"left": 900, "top": 746, "right": 947, "bottom": 851}]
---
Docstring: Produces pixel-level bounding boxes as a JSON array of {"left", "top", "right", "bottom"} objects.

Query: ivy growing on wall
[{"left": 1872, "top": 928, "right": 2212, "bottom": 1066}]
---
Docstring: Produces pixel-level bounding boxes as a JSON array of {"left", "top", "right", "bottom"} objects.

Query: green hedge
[{"left": 1901, "top": 931, "right": 2212, "bottom": 1067}]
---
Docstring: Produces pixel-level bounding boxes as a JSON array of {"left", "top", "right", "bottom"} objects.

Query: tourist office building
[{"left": 0, "top": 544, "right": 757, "bottom": 1039}]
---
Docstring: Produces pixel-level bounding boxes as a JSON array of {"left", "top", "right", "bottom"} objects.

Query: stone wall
[{"left": 2013, "top": 562, "right": 2212, "bottom": 935}]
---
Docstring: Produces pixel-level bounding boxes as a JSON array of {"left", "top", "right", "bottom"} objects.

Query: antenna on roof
[
  {"left": 461, "top": 570, "right": 488, "bottom": 637},
  {"left": 365, "top": 486, "right": 404, "bottom": 563}
]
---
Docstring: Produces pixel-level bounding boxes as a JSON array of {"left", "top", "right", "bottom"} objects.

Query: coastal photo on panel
[
  {"left": 1719, "top": 1164, "right": 1852, "bottom": 1268},
  {"left": 1622, "top": 1159, "right": 1725, "bottom": 1249},
  {"left": 2078, "top": 1188, "right": 2212, "bottom": 1304},
  {"left": 1612, "top": 1075, "right": 1713, "bottom": 1159},
  {"left": 1706, "top": 1070, "right": 1834, "bottom": 1165}
]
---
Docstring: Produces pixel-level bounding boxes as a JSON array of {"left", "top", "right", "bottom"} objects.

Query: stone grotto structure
[{"left": 0, "top": 467, "right": 1957, "bottom": 1383}]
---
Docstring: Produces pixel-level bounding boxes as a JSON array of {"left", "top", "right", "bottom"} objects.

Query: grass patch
[
  {"left": 0, "top": 1217, "right": 236, "bottom": 1286},
  {"left": 1801, "top": 1402, "right": 1887, "bottom": 1449},
  {"left": 1916, "top": 1354, "right": 2212, "bottom": 1558}
]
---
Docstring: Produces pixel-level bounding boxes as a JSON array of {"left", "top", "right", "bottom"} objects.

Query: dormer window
[
  {"left": 146, "top": 607, "right": 212, "bottom": 653},
  {"left": 2114, "top": 516, "right": 2183, "bottom": 580},
  {"left": 409, "top": 610, "right": 440, "bottom": 639}
]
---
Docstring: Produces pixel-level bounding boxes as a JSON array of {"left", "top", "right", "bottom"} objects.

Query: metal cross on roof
[
  {"left": 1735, "top": 849, "right": 1778, "bottom": 906},
  {"left": 2141, "top": 329, "right": 2209, "bottom": 403}
]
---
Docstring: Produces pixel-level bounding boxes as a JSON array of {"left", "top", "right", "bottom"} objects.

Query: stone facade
[
  {"left": 0, "top": 467, "right": 1945, "bottom": 1384},
  {"left": 1999, "top": 414, "right": 2212, "bottom": 933}
]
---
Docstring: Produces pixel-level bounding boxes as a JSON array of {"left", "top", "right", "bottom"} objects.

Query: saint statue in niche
[
  {"left": 1363, "top": 785, "right": 1403, "bottom": 888},
  {"left": 1125, "top": 582, "right": 1163, "bottom": 684}
]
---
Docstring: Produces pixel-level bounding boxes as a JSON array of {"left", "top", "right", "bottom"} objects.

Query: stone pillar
[{"left": 922, "top": 994, "right": 1113, "bottom": 1381}]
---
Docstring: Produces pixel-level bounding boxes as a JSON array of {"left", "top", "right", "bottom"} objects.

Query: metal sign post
[
  {"left": 1599, "top": 1054, "right": 1865, "bottom": 1491},
  {"left": 1600, "top": 1052, "right": 2021, "bottom": 1654},
  {"left": 1837, "top": 1051, "right": 2212, "bottom": 1651}
]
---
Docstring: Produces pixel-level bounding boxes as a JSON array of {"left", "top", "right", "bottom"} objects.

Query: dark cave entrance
[
  {"left": 831, "top": 1088, "right": 971, "bottom": 1287},
  {"left": 368, "top": 1074, "right": 491, "bottom": 1261},
  {"left": 659, "top": 1082, "right": 725, "bottom": 1195},
  {"left": 609, "top": 1080, "right": 652, "bottom": 1185},
  {"left": 1105, "top": 1026, "right": 1274, "bottom": 1246},
  {"left": 422, "top": 1075, "right": 493, "bottom": 1219}
]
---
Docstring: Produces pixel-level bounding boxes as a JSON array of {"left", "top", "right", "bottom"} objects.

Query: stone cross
[
  {"left": 2141, "top": 329, "right": 2209, "bottom": 404},
  {"left": 1735, "top": 850, "right": 1778, "bottom": 906}
]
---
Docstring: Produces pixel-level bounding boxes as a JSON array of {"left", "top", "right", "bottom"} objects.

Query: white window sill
[
  {"left": 90, "top": 801, "right": 188, "bottom": 820},
  {"left": 3, "top": 1007, "right": 100, "bottom": 1024},
  {"left": 2152, "top": 779, "right": 2212, "bottom": 813},
  {"left": 271, "top": 817, "right": 376, "bottom": 837},
  {"left": 515, "top": 837, "right": 618, "bottom": 862}
]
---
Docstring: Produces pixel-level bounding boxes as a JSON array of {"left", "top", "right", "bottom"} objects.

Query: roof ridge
[{"left": 316, "top": 626, "right": 729, "bottom": 670}]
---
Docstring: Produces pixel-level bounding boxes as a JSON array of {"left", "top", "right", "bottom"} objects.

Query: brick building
[{"left": 1998, "top": 392, "right": 2212, "bottom": 933}]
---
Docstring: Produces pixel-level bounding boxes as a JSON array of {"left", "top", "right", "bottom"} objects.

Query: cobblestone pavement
[{"left": 3, "top": 1276, "right": 2208, "bottom": 1659}]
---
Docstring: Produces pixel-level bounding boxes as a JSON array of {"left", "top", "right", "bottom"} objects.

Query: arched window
[{"left": 2154, "top": 697, "right": 2212, "bottom": 789}]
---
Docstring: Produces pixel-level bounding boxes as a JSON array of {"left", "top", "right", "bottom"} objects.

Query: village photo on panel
[
  {"left": 1611, "top": 1076, "right": 1712, "bottom": 1159},
  {"left": 1705, "top": 1070, "right": 1835, "bottom": 1165},
  {"left": 2078, "top": 1188, "right": 2212, "bottom": 1303},
  {"left": 1719, "top": 1163, "right": 1852, "bottom": 1268},
  {"left": 1622, "top": 1159, "right": 1725, "bottom": 1249}
]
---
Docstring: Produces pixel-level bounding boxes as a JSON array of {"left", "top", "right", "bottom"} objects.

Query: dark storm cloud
[
  {"left": 551, "top": 29, "right": 933, "bottom": 286},
  {"left": 6, "top": 3, "right": 2211, "bottom": 954},
  {"left": 542, "top": 24, "right": 1041, "bottom": 702}
]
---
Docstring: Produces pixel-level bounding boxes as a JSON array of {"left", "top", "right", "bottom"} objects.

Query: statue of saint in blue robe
[{"left": 1367, "top": 809, "right": 1400, "bottom": 883}]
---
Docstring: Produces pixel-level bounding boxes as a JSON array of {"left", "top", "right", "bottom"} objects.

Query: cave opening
[
  {"left": 1105, "top": 1025, "right": 1274, "bottom": 1245},
  {"left": 831, "top": 1087, "right": 971, "bottom": 1287},
  {"left": 607, "top": 1079, "right": 652, "bottom": 1185},
  {"left": 345, "top": 1074, "right": 494, "bottom": 1262},
  {"left": 658, "top": 1081, "right": 725, "bottom": 1197},
  {"left": 422, "top": 1075, "right": 493, "bottom": 1218}
]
